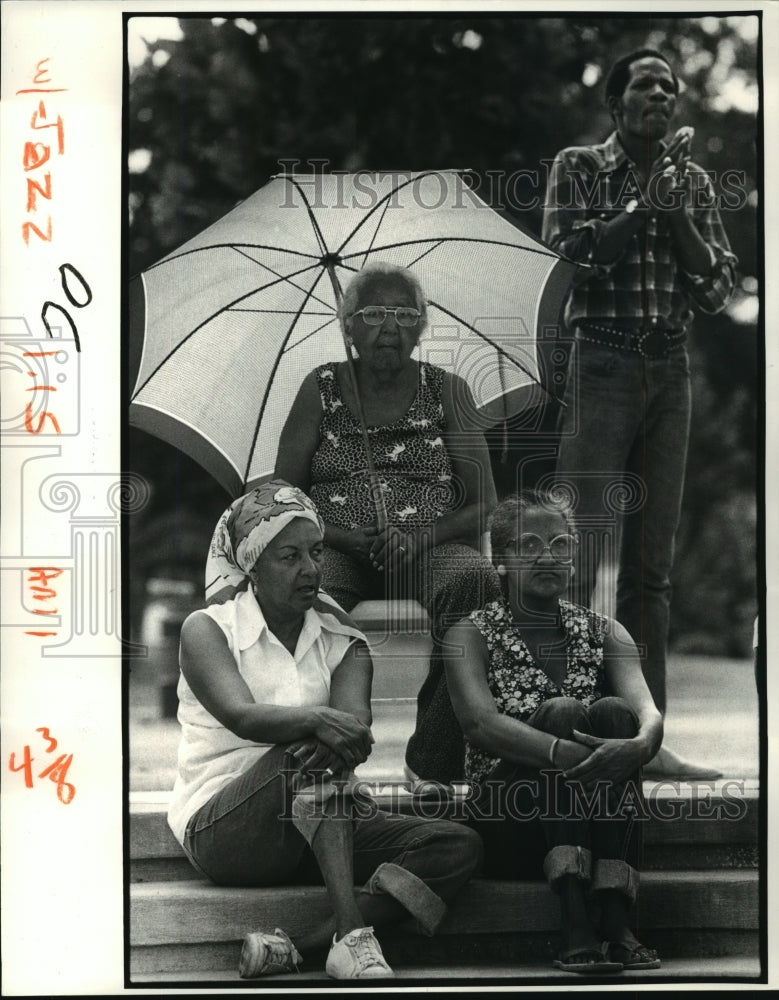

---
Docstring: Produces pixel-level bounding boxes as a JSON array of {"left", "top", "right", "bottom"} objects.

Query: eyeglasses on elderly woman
[
  {"left": 348, "top": 305, "right": 422, "bottom": 327},
  {"left": 510, "top": 532, "right": 578, "bottom": 563}
]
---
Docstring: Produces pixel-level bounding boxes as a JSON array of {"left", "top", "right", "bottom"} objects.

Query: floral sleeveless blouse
[
  {"left": 465, "top": 598, "right": 608, "bottom": 783},
  {"left": 309, "top": 361, "right": 457, "bottom": 531}
]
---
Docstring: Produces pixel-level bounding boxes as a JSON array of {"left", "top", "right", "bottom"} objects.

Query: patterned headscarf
[{"left": 205, "top": 480, "right": 324, "bottom": 604}]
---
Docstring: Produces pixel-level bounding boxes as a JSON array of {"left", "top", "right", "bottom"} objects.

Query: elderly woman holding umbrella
[
  {"left": 269, "top": 261, "right": 503, "bottom": 781},
  {"left": 169, "top": 480, "right": 483, "bottom": 980},
  {"left": 441, "top": 489, "right": 663, "bottom": 974}
]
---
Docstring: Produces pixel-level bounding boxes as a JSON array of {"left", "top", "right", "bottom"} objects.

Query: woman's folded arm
[
  {"left": 180, "top": 611, "right": 322, "bottom": 743},
  {"left": 443, "top": 621, "right": 588, "bottom": 772},
  {"left": 180, "top": 611, "right": 373, "bottom": 767}
]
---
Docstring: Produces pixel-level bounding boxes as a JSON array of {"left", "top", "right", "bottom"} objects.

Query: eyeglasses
[
  {"left": 512, "top": 533, "right": 577, "bottom": 563},
  {"left": 349, "top": 305, "right": 421, "bottom": 328}
]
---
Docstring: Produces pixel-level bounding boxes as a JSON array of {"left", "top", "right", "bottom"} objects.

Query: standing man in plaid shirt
[{"left": 543, "top": 49, "right": 737, "bottom": 779}]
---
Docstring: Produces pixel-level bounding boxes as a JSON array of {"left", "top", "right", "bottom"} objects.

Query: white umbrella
[{"left": 129, "top": 169, "right": 575, "bottom": 498}]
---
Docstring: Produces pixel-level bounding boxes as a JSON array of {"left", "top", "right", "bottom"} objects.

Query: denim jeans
[
  {"left": 183, "top": 742, "right": 483, "bottom": 909},
  {"left": 466, "top": 696, "right": 644, "bottom": 898},
  {"left": 555, "top": 338, "right": 692, "bottom": 712}
]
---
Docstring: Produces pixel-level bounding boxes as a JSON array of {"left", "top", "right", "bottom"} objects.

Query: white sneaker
[
  {"left": 238, "top": 927, "right": 302, "bottom": 978},
  {"left": 325, "top": 926, "right": 395, "bottom": 979}
]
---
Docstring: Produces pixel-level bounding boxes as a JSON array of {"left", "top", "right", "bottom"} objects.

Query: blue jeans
[{"left": 555, "top": 338, "right": 692, "bottom": 712}]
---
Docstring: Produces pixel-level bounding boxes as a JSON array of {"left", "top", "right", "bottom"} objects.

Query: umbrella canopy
[{"left": 129, "top": 170, "right": 575, "bottom": 498}]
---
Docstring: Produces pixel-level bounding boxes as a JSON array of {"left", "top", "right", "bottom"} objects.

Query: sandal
[
  {"left": 553, "top": 941, "right": 623, "bottom": 975},
  {"left": 608, "top": 942, "right": 661, "bottom": 970}
]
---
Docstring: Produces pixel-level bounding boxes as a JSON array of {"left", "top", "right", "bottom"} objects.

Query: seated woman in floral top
[{"left": 442, "top": 489, "right": 663, "bottom": 976}]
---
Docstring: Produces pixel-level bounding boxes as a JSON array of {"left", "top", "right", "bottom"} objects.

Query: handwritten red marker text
[
  {"left": 25, "top": 566, "right": 63, "bottom": 637},
  {"left": 17, "top": 59, "right": 93, "bottom": 352},
  {"left": 23, "top": 351, "right": 61, "bottom": 437},
  {"left": 19, "top": 58, "right": 67, "bottom": 246},
  {"left": 9, "top": 727, "right": 76, "bottom": 804}
]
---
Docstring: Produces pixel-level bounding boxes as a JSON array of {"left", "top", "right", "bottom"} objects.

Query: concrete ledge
[
  {"left": 351, "top": 599, "right": 430, "bottom": 633},
  {"left": 130, "top": 781, "right": 760, "bottom": 864}
]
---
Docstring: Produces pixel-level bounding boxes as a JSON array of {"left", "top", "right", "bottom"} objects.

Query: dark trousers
[
  {"left": 466, "top": 696, "right": 643, "bottom": 896},
  {"left": 556, "top": 341, "right": 692, "bottom": 713}
]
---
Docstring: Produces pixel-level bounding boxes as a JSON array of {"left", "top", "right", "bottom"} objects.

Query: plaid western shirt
[{"left": 542, "top": 131, "right": 737, "bottom": 332}]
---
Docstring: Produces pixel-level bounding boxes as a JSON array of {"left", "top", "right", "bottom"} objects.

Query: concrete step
[
  {"left": 351, "top": 598, "right": 430, "bottom": 634},
  {"left": 129, "top": 955, "right": 761, "bottom": 982},
  {"left": 131, "top": 871, "right": 760, "bottom": 946},
  {"left": 130, "top": 871, "right": 759, "bottom": 977},
  {"left": 129, "top": 780, "right": 759, "bottom": 874},
  {"left": 131, "top": 841, "right": 759, "bottom": 886}
]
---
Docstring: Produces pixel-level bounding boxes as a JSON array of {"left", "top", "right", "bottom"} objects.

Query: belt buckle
[
  {"left": 642, "top": 331, "right": 667, "bottom": 357},
  {"left": 621, "top": 330, "right": 638, "bottom": 351}
]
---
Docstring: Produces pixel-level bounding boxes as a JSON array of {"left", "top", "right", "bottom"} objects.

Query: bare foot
[{"left": 643, "top": 744, "right": 722, "bottom": 781}]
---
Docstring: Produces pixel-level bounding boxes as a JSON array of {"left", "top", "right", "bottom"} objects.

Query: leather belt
[{"left": 575, "top": 322, "right": 686, "bottom": 358}]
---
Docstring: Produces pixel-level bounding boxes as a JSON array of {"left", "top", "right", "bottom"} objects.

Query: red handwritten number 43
[{"left": 9, "top": 727, "right": 75, "bottom": 804}]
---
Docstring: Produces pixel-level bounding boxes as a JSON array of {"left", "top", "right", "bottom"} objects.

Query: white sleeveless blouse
[{"left": 167, "top": 587, "right": 365, "bottom": 844}]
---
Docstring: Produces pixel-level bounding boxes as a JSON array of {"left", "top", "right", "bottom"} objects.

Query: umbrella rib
[
  {"left": 229, "top": 246, "right": 335, "bottom": 311},
  {"left": 131, "top": 260, "right": 325, "bottom": 400},
  {"left": 229, "top": 308, "right": 334, "bottom": 316},
  {"left": 340, "top": 235, "right": 561, "bottom": 262},
  {"left": 334, "top": 170, "right": 455, "bottom": 256},
  {"left": 280, "top": 314, "right": 340, "bottom": 352},
  {"left": 395, "top": 241, "right": 445, "bottom": 270},
  {"left": 136, "top": 242, "right": 321, "bottom": 278},
  {"left": 356, "top": 194, "right": 395, "bottom": 270},
  {"left": 283, "top": 175, "right": 331, "bottom": 260},
  {"left": 428, "top": 299, "right": 547, "bottom": 393},
  {"left": 241, "top": 266, "right": 332, "bottom": 489}
]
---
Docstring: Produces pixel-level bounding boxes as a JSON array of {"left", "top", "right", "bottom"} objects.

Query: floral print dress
[
  {"left": 465, "top": 598, "right": 608, "bottom": 783},
  {"left": 308, "top": 361, "right": 456, "bottom": 531}
]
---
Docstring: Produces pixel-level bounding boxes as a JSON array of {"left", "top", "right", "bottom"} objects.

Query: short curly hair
[
  {"left": 605, "top": 48, "right": 679, "bottom": 106},
  {"left": 338, "top": 262, "right": 428, "bottom": 334},
  {"left": 489, "top": 488, "right": 577, "bottom": 567}
]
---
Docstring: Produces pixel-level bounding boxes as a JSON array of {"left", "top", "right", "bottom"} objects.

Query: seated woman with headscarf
[
  {"left": 440, "top": 490, "right": 663, "bottom": 974},
  {"left": 168, "top": 480, "right": 483, "bottom": 980},
  {"left": 270, "top": 262, "right": 502, "bottom": 782}
]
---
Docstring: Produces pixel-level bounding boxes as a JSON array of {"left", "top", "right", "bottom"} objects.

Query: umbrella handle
[
  {"left": 341, "top": 346, "right": 389, "bottom": 533},
  {"left": 325, "top": 262, "right": 388, "bottom": 532}
]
